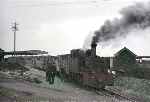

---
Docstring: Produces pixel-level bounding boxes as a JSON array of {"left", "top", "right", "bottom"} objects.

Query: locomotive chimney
[{"left": 91, "top": 42, "right": 97, "bottom": 57}]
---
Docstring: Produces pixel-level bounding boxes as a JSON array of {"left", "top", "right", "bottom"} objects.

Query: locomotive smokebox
[{"left": 91, "top": 42, "right": 97, "bottom": 57}]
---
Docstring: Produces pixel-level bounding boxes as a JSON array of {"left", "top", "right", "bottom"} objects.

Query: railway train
[{"left": 57, "top": 42, "right": 114, "bottom": 89}]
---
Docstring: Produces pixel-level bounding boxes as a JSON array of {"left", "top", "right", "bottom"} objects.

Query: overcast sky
[{"left": 1, "top": 0, "right": 150, "bottom": 56}]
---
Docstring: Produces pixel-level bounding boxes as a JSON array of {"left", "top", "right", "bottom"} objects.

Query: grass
[
  {"left": 114, "top": 76, "right": 150, "bottom": 102},
  {"left": 0, "top": 87, "right": 14, "bottom": 97}
]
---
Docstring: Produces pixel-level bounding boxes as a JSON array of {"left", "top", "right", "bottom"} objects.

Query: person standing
[{"left": 46, "top": 64, "right": 56, "bottom": 84}]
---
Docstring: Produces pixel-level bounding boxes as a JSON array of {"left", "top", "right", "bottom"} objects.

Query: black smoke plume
[{"left": 92, "top": 2, "right": 150, "bottom": 44}]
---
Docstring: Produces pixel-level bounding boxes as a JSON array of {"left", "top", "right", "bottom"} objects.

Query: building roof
[
  {"left": 0, "top": 48, "right": 4, "bottom": 52},
  {"left": 4, "top": 50, "right": 48, "bottom": 55},
  {"left": 114, "top": 47, "right": 137, "bottom": 57}
]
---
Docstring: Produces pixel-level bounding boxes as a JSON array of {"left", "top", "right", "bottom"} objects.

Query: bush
[
  {"left": 0, "top": 87, "right": 14, "bottom": 96},
  {"left": 33, "top": 78, "right": 42, "bottom": 84}
]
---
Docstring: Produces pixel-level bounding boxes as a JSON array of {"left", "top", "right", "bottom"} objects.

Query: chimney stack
[{"left": 91, "top": 42, "right": 97, "bottom": 57}]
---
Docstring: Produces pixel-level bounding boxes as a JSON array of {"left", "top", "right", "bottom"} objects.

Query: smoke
[{"left": 92, "top": 2, "right": 150, "bottom": 44}]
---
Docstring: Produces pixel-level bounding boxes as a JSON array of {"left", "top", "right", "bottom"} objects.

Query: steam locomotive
[{"left": 58, "top": 42, "right": 114, "bottom": 89}]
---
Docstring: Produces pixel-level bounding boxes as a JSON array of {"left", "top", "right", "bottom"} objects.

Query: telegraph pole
[{"left": 11, "top": 22, "right": 19, "bottom": 56}]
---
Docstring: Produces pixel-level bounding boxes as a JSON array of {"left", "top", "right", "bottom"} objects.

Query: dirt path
[
  {"left": 0, "top": 79, "right": 132, "bottom": 102},
  {"left": 0, "top": 78, "right": 70, "bottom": 97},
  {"left": 0, "top": 70, "right": 131, "bottom": 102}
]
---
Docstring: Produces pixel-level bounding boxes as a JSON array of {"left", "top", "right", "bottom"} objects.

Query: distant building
[
  {"left": 112, "top": 47, "right": 137, "bottom": 75},
  {"left": 6, "top": 55, "right": 56, "bottom": 70},
  {"left": 138, "top": 60, "right": 150, "bottom": 68}
]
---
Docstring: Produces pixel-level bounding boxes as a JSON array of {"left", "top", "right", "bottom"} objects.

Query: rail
[{"left": 95, "top": 87, "right": 143, "bottom": 102}]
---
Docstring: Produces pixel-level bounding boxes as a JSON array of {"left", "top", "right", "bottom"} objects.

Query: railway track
[
  {"left": 95, "top": 88, "right": 140, "bottom": 102},
  {"left": 79, "top": 82, "right": 145, "bottom": 102}
]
